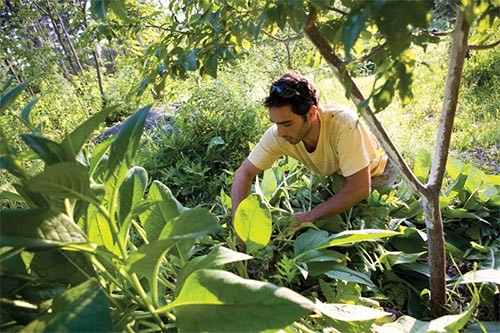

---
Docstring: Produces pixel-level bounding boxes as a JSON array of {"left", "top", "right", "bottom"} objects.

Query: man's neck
[{"left": 302, "top": 117, "right": 320, "bottom": 153}]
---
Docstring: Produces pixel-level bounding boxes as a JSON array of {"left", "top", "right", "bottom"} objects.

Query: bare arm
[
  {"left": 231, "top": 159, "right": 262, "bottom": 223},
  {"left": 293, "top": 166, "right": 371, "bottom": 223}
]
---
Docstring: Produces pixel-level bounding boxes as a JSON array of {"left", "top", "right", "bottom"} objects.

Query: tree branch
[
  {"left": 260, "top": 29, "right": 304, "bottom": 42},
  {"left": 468, "top": 39, "right": 500, "bottom": 50},
  {"left": 428, "top": 11, "right": 470, "bottom": 192},
  {"left": 303, "top": 7, "right": 427, "bottom": 196},
  {"left": 353, "top": 42, "right": 387, "bottom": 63}
]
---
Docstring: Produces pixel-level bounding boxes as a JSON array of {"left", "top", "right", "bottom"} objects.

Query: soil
[{"left": 454, "top": 145, "right": 500, "bottom": 174}]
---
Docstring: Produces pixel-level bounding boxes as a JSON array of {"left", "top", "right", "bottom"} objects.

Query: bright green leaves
[
  {"left": 317, "top": 303, "right": 392, "bottom": 333},
  {"left": 234, "top": 194, "right": 272, "bottom": 253},
  {"left": 294, "top": 228, "right": 401, "bottom": 261},
  {"left": 159, "top": 269, "right": 315, "bottom": 332},
  {"left": 21, "top": 279, "right": 115, "bottom": 333}
]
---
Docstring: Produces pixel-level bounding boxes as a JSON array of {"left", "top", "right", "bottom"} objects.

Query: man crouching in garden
[{"left": 231, "top": 71, "right": 398, "bottom": 248}]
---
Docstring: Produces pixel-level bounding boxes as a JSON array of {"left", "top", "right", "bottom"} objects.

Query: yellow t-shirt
[{"left": 248, "top": 105, "right": 387, "bottom": 177}]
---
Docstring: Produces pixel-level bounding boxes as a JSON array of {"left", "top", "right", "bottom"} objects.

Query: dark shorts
[{"left": 371, "top": 159, "right": 399, "bottom": 188}]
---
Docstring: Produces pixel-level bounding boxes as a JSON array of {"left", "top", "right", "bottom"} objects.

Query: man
[{"left": 231, "top": 71, "right": 396, "bottom": 228}]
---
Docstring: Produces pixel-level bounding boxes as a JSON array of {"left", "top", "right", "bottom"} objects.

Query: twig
[
  {"left": 468, "top": 39, "right": 500, "bottom": 50},
  {"left": 261, "top": 29, "right": 304, "bottom": 42}
]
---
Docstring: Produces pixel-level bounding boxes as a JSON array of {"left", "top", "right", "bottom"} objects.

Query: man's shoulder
[{"left": 320, "top": 104, "right": 359, "bottom": 123}]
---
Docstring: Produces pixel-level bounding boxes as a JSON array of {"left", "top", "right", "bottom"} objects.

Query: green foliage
[{"left": 139, "top": 74, "right": 267, "bottom": 205}]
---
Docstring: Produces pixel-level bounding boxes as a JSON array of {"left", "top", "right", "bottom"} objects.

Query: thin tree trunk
[
  {"left": 43, "top": 0, "right": 80, "bottom": 76},
  {"left": 424, "top": 9, "right": 470, "bottom": 317},
  {"left": 58, "top": 15, "right": 84, "bottom": 73},
  {"left": 92, "top": 49, "right": 106, "bottom": 107},
  {"left": 81, "top": 1, "right": 106, "bottom": 107}
]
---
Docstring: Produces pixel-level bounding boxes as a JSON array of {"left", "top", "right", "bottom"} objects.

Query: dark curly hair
[{"left": 263, "top": 71, "right": 318, "bottom": 120}]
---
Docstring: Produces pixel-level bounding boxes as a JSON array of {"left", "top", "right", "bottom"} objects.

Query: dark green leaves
[
  {"left": 25, "top": 162, "right": 91, "bottom": 199},
  {"left": 106, "top": 104, "right": 151, "bottom": 177},
  {"left": 90, "top": 0, "right": 127, "bottom": 21},
  {"left": 0, "top": 209, "right": 86, "bottom": 249},
  {"left": 21, "top": 279, "right": 115, "bottom": 332},
  {"left": 0, "top": 81, "right": 30, "bottom": 116}
]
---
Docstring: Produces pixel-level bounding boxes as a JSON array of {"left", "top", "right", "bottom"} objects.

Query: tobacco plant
[{"left": 1, "top": 81, "right": 497, "bottom": 332}]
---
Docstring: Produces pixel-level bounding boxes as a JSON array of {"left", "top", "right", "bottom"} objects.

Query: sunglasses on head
[{"left": 270, "top": 84, "right": 302, "bottom": 98}]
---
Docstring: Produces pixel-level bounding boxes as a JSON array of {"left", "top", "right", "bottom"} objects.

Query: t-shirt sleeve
[
  {"left": 335, "top": 115, "right": 370, "bottom": 177},
  {"left": 247, "top": 126, "right": 283, "bottom": 170}
]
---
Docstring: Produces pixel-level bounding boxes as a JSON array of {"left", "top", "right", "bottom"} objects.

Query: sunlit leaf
[
  {"left": 176, "top": 246, "right": 252, "bottom": 295},
  {"left": 61, "top": 106, "right": 116, "bottom": 159},
  {"left": 158, "top": 269, "right": 315, "bottom": 332},
  {"left": 317, "top": 302, "right": 393, "bottom": 333},
  {"left": 260, "top": 168, "right": 277, "bottom": 201},
  {"left": 234, "top": 194, "right": 272, "bottom": 253}
]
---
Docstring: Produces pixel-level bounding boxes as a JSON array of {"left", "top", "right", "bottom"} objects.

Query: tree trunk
[
  {"left": 81, "top": 1, "right": 106, "bottom": 107},
  {"left": 44, "top": 0, "right": 80, "bottom": 76},
  {"left": 424, "top": 9, "right": 470, "bottom": 317},
  {"left": 58, "top": 15, "right": 84, "bottom": 73}
]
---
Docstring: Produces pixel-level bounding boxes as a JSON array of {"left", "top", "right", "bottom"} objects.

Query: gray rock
[{"left": 94, "top": 104, "right": 180, "bottom": 143}]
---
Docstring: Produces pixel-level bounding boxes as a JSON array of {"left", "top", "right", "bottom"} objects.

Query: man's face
[{"left": 268, "top": 105, "right": 311, "bottom": 145}]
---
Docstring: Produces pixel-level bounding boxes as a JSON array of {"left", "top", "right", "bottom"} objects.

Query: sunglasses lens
[{"left": 271, "top": 85, "right": 300, "bottom": 98}]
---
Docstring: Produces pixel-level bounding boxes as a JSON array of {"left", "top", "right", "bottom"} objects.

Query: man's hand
[{"left": 291, "top": 211, "right": 313, "bottom": 224}]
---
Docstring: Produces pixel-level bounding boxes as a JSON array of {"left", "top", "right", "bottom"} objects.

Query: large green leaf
[
  {"left": 20, "top": 96, "right": 41, "bottom": 126},
  {"left": 21, "top": 279, "right": 115, "bottom": 333},
  {"left": 294, "top": 229, "right": 330, "bottom": 258},
  {"left": 459, "top": 269, "right": 500, "bottom": 285},
  {"left": 373, "top": 294, "right": 478, "bottom": 333},
  {"left": 323, "top": 264, "right": 377, "bottom": 289},
  {"left": 24, "top": 162, "right": 91, "bottom": 199},
  {"left": 234, "top": 193, "right": 272, "bottom": 253},
  {"left": 0, "top": 209, "right": 86, "bottom": 249},
  {"left": 61, "top": 106, "right": 116, "bottom": 159},
  {"left": 118, "top": 166, "right": 147, "bottom": 225},
  {"left": 105, "top": 104, "right": 151, "bottom": 179},
  {"left": 158, "top": 208, "right": 220, "bottom": 260},
  {"left": 139, "top": 180, "right": 187, "bottom": 241},
  {"left": 20, "top": 134, "right": 69, "bottom": 165},
  {"left": 158, "top": 269, "right": 315, "bottom": 332},
  {"left": 0, "top": 80, "right": 30, "bottom": 115},
  {"left": 86, "top": 204, "right": 115, "bottom": 254},
  {"left": 295, "top": 229, "right": 400, "bottom": 261},
  {"left": 175, "top": 246, "right": 252, "bottom": 295},
  {"left": 317, "top": 302, "right": 392, "bottom": 333},
  {"left": 30, "top": 250, "right": 92, "bottom": 285}
]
